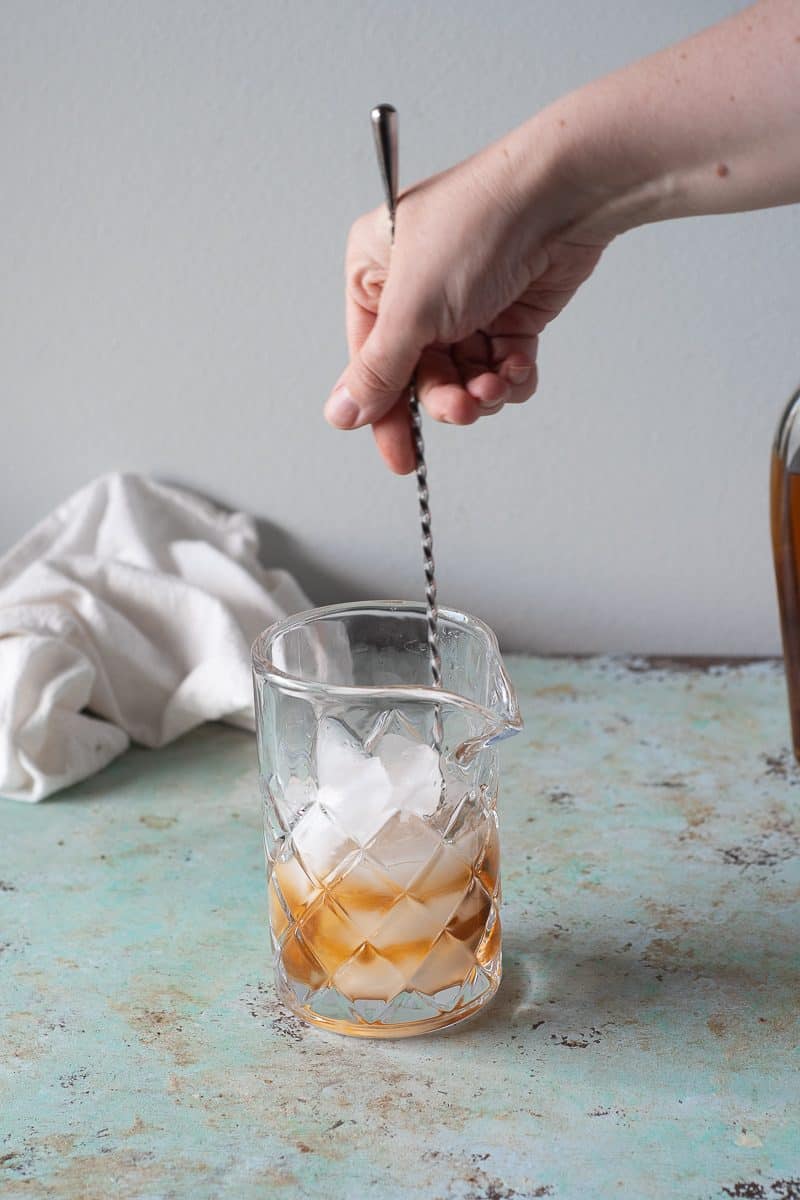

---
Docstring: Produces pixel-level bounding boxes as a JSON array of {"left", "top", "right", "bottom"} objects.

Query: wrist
[{"left": 505, "top": 85, "right": 678, "bottom": 245}]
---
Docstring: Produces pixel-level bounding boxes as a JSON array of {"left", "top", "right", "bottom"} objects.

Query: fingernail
[
  {"left": 325, "top": 384, "right": 360, "bottom": 429},
  {"left": 506, "top": 363, "right": 532, "bottom": 385},
  {"left": 478, "top": 386, "right": 510, "bottom": 413}
]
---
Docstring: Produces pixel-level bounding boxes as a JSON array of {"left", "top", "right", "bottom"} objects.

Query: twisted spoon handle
[{"left": 370, "top": 104, "right": 443, "bottom": 708}]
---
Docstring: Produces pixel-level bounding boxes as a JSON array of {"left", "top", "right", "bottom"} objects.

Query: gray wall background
[{"left": 2, "top": 0, "right": 797, "bottom": 653}]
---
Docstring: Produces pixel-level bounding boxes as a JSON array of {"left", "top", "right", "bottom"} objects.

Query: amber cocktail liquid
[
  {"left": 269, "top": 769, "right": 501, "bottom": 1037},
  {"left": 252, "top": 603, "right": 521, "bottom": 1038},
  {"left": 772, "top": 386, "right": 800, "bottom": 760}
]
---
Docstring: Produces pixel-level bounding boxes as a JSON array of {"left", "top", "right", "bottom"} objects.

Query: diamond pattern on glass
[
  {"left": 332, "top": 942, "right": 407, "bottom": 1004},
  {"left": 409, "top": 929, "right": 482, "bottom": 996},
  {"left": 327, "top": 854, "right": 404, "bottom": 940},
  {"left": 265, "top": 710, "right": 503, "bottom": 1033},
  {"left": 366, "top": 810, "right": 442, "bottom": 884}
]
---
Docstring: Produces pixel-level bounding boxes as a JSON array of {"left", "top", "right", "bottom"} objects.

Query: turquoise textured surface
[{"left": 2, "top": 656, "right": 799, "bottom": 1199}]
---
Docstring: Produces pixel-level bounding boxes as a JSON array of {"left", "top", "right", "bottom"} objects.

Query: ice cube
[
  {"left": 318, "top": 718, "right": 387, "bottom": 793},
  {"left": 291, "top": 720, "right": 444, "bottom": 871},
  {"left": 364, "top": 809, "right": 442, "bottom": 887},
  {"left": 376, "top": 733, "right": 442, "bottom": 818},
  {"left": 316, "top": 717, "right": 395, "bottom": 845},
  {"left": 281, "top": 776, "right": 312, "bottom": 820},
  {"left": 291, "top": 801, "right": 355, "bottom": 882}
]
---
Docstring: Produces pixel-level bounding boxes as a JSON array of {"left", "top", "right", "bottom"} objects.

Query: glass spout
[
  {"left": 252, "top": 601, "right": 522, "bottom": 757},
  {"left": 446, "top": 633, "right": 522, "bottom": 765},
  {"left": 252, "top": 600, "right": 522, "bottom": 783}
]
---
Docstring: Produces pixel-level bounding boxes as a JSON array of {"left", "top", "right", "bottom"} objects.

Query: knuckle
[
  {"left": 381, "top": 274, "right": 437, "bottom": 342},
  {"left": 348, "top": 264, "right": 386, "bottom": 309},
  {"left": 357, "top": 345, "right": 404, "bottom": 396},
  {"left": 509, "top": 366, "right": 538, "bottom": 404},
  {"left": 443, "top": 395, "right": 477, "bottom": 426},
  {"left": 347, "top": 208, "right": 389, "bottom": 257},
  {"left": 347, "top": 211, "right": 371, "bottom": 247}
]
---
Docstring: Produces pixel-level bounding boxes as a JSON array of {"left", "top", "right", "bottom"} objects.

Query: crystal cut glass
[{"left": 252, "top": 602, "right": 521, "bottom": 1038}]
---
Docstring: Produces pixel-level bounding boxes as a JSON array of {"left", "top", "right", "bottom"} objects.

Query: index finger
[{"left": 344, "top": 209, "right": 390, "bottom": 359}]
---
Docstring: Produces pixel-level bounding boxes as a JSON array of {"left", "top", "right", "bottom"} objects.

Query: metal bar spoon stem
[{"left": 370, "top": 103, "right": 443, "bottom": 749}]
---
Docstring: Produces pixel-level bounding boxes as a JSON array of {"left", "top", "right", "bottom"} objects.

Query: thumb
[{"left": 325, "top": 306, "right": 425, "bottom": 429}]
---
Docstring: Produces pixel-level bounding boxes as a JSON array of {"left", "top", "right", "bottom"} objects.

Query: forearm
[
  {"left": 331, "top": 0, "right": 799, "bottom": 464},
  {"left": 511, "top": 0, "right": 800, "bottom": 241}
]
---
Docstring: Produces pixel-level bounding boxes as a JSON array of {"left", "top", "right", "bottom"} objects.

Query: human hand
[
  {"left": 326, "top": 0, "right": 800, "bottom": 474},
  {"left": 324, "top": 132, "right": 607, "bottom": 473}
]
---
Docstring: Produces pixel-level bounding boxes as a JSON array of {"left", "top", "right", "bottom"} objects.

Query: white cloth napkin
[{"left": 0, "top": 474, "right": 309, "bottom": 802}]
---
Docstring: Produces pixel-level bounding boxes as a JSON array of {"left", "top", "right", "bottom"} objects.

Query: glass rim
[{"left": 250, "top": 599, "right": 511, "bottom": 714}]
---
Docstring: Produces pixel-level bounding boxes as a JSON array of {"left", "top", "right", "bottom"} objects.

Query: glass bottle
[{"left": 771, "top": 385, "right": 800, "bottom": 758}]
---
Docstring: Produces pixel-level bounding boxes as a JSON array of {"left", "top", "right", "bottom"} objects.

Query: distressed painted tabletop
[{"left": 2, "top": 656, "right": 799, "bottom": 1200}]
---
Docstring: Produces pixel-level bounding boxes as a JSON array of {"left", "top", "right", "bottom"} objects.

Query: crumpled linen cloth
[{"left": 0, "top": 474, "right": 309, "bottom": 802}]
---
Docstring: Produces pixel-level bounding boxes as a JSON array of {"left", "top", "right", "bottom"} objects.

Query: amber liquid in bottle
[{"left": 770, "top": 439, "right": 800, "bottom": 759}]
